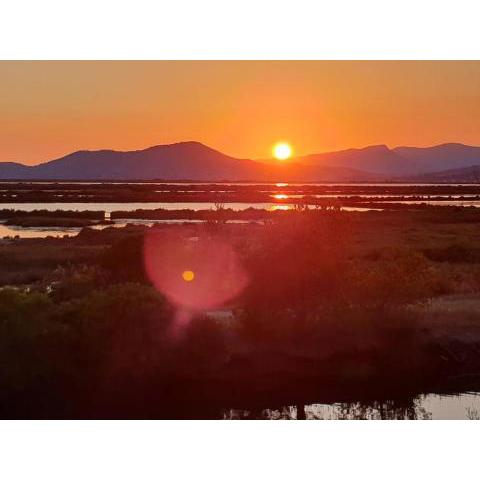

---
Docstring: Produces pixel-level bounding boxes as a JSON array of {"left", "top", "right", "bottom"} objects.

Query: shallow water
[
  {"left": 0, "top": 204, "right": 378, "bottom": 238},
  {"left": 0, "top": 222, "right": 79, "bottom": 238},
  {"left": 1, "top": 197, "right": 480, "bottom": 213},
  {"left": 1, "top": 181, "right": 480, "bottom": 238},
  {"left": 0, "top": 218, "right": 266, "bottom": 238},
  {"left": 382, "top": 199, "right": 480, "bottom": 207},
  {"left": 4, "top": 181, "right": 480, "bottom": 187},
  {"left": 0, "top": 201, "right": 246, "bottom": 212},
  {"left": 222, "top": 392, "right": 480, "bottom": 420}
]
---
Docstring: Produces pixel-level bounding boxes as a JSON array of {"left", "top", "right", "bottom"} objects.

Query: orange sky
[{"left": 1, "top": 61, "right": 480, "bottom": 164}]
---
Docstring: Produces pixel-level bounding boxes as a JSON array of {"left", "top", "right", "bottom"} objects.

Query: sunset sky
[{"left": 1, "top": 61, "right": 480, "bottom": 165}]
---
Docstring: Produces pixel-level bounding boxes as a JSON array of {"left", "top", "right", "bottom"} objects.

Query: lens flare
[
  {"left": 182, "top": 270, "right": 195, "bottom": 282},
  {"left": 144, "top": 232, "right": 248, "bottom": 311}
]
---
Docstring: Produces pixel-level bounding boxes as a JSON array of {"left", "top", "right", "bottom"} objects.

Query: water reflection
[
  {"left": 268, "top": 205, "right": 293, "bottom": 211},
  {"left": 0, "top": 222, "right": 77, "bottom": 239},
  {"left": 223, "top": 401, "right": 431, "bottom": 420},
  {"left": 222, "top": 392, "right": 480, "bottom": 420},
  {"left": 0, "top": 218, "right": 265, "bottom": 239}
]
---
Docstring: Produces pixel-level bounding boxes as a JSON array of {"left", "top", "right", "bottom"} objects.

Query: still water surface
[
  {"left": 0, "top": 201, "right": 383, "bottom": 212},
  {"left": 0, "top": 202, "right": 377, "bottom": 238},
  {"left": 222, "top": 392, "right": 480, "bottom": 420},
  {"left": 2, "top": 181, "right": 480, "bottom": 238},
  {"left": 0, "top": 218, "right": 199, "bottom": 238}
]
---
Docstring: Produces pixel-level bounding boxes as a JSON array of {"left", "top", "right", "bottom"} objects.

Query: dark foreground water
[{"left": 222, "top": 392, "right": 480, "bottom": 420}]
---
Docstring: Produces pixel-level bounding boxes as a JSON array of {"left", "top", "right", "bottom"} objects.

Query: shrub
[
  {"left": 100, "top": 235, "right": 148, "bottom": 283},
  {"left": 422, "top": 244, "right": 480, "bottom": 263}
]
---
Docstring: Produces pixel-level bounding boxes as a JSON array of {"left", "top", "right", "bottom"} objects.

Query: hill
[
  {"left": 394, "top": 143, "right": 480, "bottom": 173},
  {"left": 296, "top": 144, "right": 415, "bottom": 176},
  {"left": 298, "top": 143, "right": 480, "bottom": 176},
  {"left": 0, "top": 141, "right": 378, "bottom": 182},
  {"left": 2, "top": 141, "right": 480, "bottom": 181}
]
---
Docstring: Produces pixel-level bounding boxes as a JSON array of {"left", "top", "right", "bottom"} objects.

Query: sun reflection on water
[{"left": 268, "top": 205, "right": 293, "bottom": 211}]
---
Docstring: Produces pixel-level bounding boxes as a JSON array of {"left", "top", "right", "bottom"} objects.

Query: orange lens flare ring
[
  {"left": 182, "top": 270, "right": 195, "bottom": 282},
  {"left": 144, "top": 233, "right": 249, "bottom": 311}
]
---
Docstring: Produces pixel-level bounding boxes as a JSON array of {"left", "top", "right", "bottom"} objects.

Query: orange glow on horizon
[{"left": 2, "top": 61, "right": 480, "bottom": 164}]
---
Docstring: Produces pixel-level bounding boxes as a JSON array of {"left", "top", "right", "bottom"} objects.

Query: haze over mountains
[{"left": 1, "top": 141, "right": 480, "bottom": 182}]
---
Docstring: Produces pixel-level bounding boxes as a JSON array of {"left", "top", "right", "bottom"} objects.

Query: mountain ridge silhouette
[{"left": 2, "top": 141, "right": 480, "bottom": 181}]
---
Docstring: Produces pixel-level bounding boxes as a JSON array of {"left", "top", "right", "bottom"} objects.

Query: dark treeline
[
  {"left": 3, "top": 181, "right": 480, "bottom": 194},
  {"left": 0, "top": 209, "right": 104, "bottom": 219},
  {"left": 2, "top": 204, "right": 480, "bottom": 231},
  {"left": 111, "top": 204, "right": 480, "bottom": 220}
]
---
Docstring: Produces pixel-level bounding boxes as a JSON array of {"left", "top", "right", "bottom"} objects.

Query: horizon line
[{"left": 3, "top": 140, "right": 480, "bottom": 167}]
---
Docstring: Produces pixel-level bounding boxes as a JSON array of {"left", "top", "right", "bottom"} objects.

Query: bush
[
  {"left": 100, "top": 235, "right": 148, "bottom": 283},
  {"left": 423, "top": 244, "right": 480, "bottom": 263},
  {"left": 0, "top": 283, "right": 174, "bottom": 417}
]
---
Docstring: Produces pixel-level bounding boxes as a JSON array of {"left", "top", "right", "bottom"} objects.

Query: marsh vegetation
[{"left": 2, "top": 203, "right": 480, "bottom": 418}]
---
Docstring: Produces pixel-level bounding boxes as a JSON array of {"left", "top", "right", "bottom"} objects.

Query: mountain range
[{"left": 2, "top": 141, "right": 480, "bottom": 182}]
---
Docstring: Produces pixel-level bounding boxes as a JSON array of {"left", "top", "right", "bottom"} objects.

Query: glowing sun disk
[{"left": 273, "top": 142, "right": 292, "bottom": 161}]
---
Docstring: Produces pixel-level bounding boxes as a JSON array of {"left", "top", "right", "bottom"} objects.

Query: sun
[{"left": 273, "top": 142, "right": 293, "bottom": 161}]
